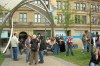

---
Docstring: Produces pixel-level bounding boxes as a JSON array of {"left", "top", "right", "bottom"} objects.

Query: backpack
[{"left": 31, "top": 39, "right": 38, "bottom": 51}]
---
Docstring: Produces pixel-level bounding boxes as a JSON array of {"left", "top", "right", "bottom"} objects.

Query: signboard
[{"left": 0, "top": 0, "right": 23, "bottom": 10}]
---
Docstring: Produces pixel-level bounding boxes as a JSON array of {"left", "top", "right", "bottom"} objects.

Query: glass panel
[
  {"left": 0, "top": 17, "right": 3, "bottom": 22},
  {"left": 82, "top": 16, "right": 86, "bottom": 24},
  {"left": 19, "top": 13, "right": 27, "bottom": 22}
]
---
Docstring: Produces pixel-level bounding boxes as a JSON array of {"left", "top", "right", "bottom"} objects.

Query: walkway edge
[{"left": 51, "top": 56, "right": 78, "bottom": 66}]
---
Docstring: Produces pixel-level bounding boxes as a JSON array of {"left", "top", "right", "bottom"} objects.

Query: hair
[
  {"left": 13, "top": 33, "right": 16, "bottom": 36},
  {"left": 32, "top": 35, "right": 36, "bottom": 39}
]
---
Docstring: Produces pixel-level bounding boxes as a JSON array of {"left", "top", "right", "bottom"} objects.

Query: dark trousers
[
  {"left": 12, "top": 47, "right": 18, "bottom": 61},
  {"left": 66, "top": 44, "right": 74, "bottom": 56}
]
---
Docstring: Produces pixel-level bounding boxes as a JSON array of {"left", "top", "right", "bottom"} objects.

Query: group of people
[
  {"left": 10, "top": 31, "right": 100, "bottom": 66},
  {"left": 10, "top": 33, "right": 46, "bottom": 65},
  {"left": 82, "top": 31, "right": 100, "bottom": 66},
  {"left": 45, "top": 34, "right": 74, "bottom": 56},
  {"left": 10, "top": 32, "right": 75, "bottom": 65}
]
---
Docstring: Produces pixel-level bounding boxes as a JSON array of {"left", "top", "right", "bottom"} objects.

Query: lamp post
[
  {"left": 89, "top": 3, "right": 92, "bottom": 44},
  {"left": 44, "top": 19, "right": 47, "bottom": 41}
]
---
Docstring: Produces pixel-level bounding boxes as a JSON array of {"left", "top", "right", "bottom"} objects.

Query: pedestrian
[
  {"left": 10, "top": 33, "right": 19, "bottom": 61},
  {"left": 25, "top": 35, "right": 31, "bottom": 63},
  {"left": 66, "top": 35, "right": 74, "bottom": 56},
  {"left": 29, "top": 35, "right": 40, "bottom": 65},
  {"left": 82, "top": 34, "right": 87, "bottom": 53},
  {"left": 38, "top": 36, "right": 46, "bottom": 63}
]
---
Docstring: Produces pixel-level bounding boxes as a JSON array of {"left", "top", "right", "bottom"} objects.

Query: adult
[
  {"left": 25, "top": 35, "right": 31, "bottom": 62},
  {"left": 29, "top": 35, "right": 40, "bottom": 65},
  {"left": 82, "top": 34, "right": 87, "bottom": 53},
  {"left": 89, "top": 49, "right": 100, "bottom": 66},
  {"left": 66, "top": 35, "right": 74, "bottom": 56},
  {"left": 52, "top": 34, "right": 60, "bottom": 54},
  {"left": 39, "top": 36, "right": 45, "bottom": 63},
  {"left": 60, "top": 41, "right": 65, "bottom": 52},
  {"left": 10, "top": 33, "right": 19, "bottom": 61}
]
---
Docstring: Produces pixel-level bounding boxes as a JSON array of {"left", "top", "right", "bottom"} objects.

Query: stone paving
[{"left": 1, "top": 49, "right": 78, "bottom": 66}]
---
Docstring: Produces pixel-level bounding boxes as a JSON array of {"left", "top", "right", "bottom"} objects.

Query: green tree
[{"left": 61, "top": 0, "right": 75, "bottom": 36}]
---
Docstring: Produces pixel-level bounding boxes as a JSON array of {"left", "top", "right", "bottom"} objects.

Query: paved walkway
[{"left": 2, "top": 50, "right": 78, "bottom": 66}]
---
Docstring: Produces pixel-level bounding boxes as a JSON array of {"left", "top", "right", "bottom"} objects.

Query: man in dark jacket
[{"left": 38, "top": 36, "right": 46, "bottom": 63}]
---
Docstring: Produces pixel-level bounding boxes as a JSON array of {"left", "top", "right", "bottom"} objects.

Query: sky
[{"left": 0, "top": 0, "right": 23, "bottom": 10}]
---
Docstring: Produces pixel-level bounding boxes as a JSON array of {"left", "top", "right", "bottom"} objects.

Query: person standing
[
  {"left": 66, "top": 35, "right": 74, "bottom": 56},
  {"left": 82, "top": 34, "right": 87, "bottom": 53},
  {"left": 10, "top": 33, "right": 19, "bottom": 61},
  {"left": 29, "top": 35, "right": 40, "bottom": 65},
  {"left": 38, "top": 36, "right": 45, "bottom": 63},
  {"left": 25, "top": 35, "right": 31, "bottom": 63}
]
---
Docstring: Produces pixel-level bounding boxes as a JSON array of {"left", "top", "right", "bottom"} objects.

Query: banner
[{"left": 50, "top": 0, "right": 57, "bottom": 16}]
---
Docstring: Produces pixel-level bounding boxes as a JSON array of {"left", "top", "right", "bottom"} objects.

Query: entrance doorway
[{"left": 19, "top": 32, "right": 27, "bottom": 43}]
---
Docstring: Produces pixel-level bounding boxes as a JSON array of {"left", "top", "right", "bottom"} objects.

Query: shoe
[
  {"left": 35, "top": 63, "right": 37, "bottom": 65},
  {"left": 38, "top": 61, "right": 44, "bottom": 63},
  {"left": 29, "top": 63, "right": 31, "bottom": 65}
]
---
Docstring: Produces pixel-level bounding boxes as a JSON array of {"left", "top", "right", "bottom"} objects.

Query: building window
[
  {"left": 34, "top": 0, "right": 41, "bottom": 5},
  {"left": 82, "top": 16, "right": 86, "bottom": 24},
  {"left": 97, "top": 17, "right": 100, "bottom": 24},
  {"left": 74, "top": 3, "right": 86, "bottom": 11},
  {"left": 91, "top": 4, "right": 96, "bottom": 12},
  {"left": 0, "top": 17, "right": 3, "bottom": 22},
  {"left": 44, "top": 18, "right": 49, "bottom": 23},
  {"left": 80, "top": 3, "right": 86, "bottom": 11},
  {"left": 75, "top": 15, "right": 80, "bottom": 24},
  {"left": 34, "top": 13, "right": 41, "bottom": 23},
  {"left": 92, "top": 16, "right": 100, "bottom": 25},
  {"left": 74, "top": 3, "right": 80, "bottom": 10},
  {"left": 57, "top": 14, "right": 62, "bottom": 23},
  {"left": 99, "top": 5, "right": 100, "bottom": 12},
  {"left": 19, "top": 13, "right": 27, "bottom": 22},
  {"left": 44, "top": 0, "right": 49, "bottom": 8},
  {"left": 92, "top": 16, "right": 97, "bottom": 24},
  {"left": 57, "top": 1, "right": 61, "bottom": 9},
  {"left": 62, "top": 2, "right": 66, "bottom": 9}
]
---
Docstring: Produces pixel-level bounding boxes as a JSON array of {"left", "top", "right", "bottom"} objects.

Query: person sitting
[{"left": 89, "top": 49, "right": 100, "bottom": 66}]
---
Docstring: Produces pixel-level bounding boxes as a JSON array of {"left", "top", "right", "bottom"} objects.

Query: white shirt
[{"left": 11, "top": 36, "right": 19, "bottom": 47}]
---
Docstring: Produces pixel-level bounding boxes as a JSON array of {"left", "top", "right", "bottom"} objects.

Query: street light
[
  {"left": 44, "top": 19, "right": 47, "bottom": 41},
  {"left": 89, "top": 3, "right": 92, "bottom": 44}
]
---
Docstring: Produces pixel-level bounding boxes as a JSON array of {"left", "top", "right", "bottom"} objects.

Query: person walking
[{"left": 10, "top": 33, "right": 19, "bottom": 61}]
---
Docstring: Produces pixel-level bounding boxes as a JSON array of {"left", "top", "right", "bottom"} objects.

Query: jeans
[
  {"left": 12, "top": 47, "right": 18, "bottom": 61},
  {"left": 90, "top": 62, "right": 99, "bottom": 66},
  {"left": 39, "top": 50, "right": 44, "bottom": 63},
  {"left": 82, "top": 42, "right": 87, "bottom": 53},
  {"left": 89, "top": 44, "right": 93, "bottom": 55},
  {"left": 26, "top": 48, "right": 30, "bottom": 62},
  {"left": 66, "top": 44, "right": 74, "bottom": 56},
  {"left": 52, "top": 44, "right": 60, "bottom": 54}
]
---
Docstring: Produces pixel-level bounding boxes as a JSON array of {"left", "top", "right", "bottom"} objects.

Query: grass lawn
[
  {"left": 0, "top": 53, "right": 5, "bottom": 66},
  {"left": 54, "top": 49, "right": 91, "bottom": 66}
]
